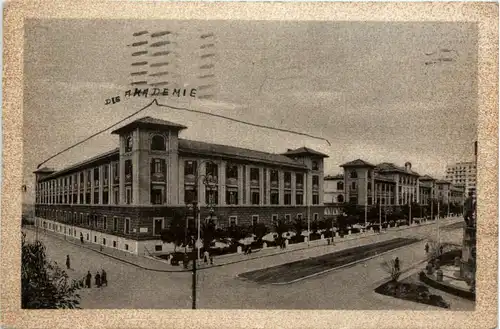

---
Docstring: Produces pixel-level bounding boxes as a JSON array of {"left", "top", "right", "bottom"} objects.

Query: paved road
[
  {"left": 23, "top": 218, "right": 464, "bottom": 309},
  {"left": 239, "top": 237, "right": 420, "bottom": 284}
]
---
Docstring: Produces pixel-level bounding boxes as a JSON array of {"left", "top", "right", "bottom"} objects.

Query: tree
[
  {"left": 273, "top": 218, "right": 289, "bottom": 244},
  {"left": 292, "top": 216, "right": 305, "bottom": 236},
  {"left": 381, "top": 259, "right": 402, "bottom": 282},
  {"left": 226, "top": 224, "right": 250, "bottom": 245},
  {"left": 160, "top": 209, "right": 193, "bottom": 252},
  {"left": 252, "top": 222, "right": 269, "bottom": 242},
  {"left": 21, "top": 233, "right": 81, "bottom": 309},
  {"left": 201, "top": 219, "right": 217, "bottom": 250}
]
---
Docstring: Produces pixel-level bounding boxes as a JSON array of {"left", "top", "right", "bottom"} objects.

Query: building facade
[
  {"left": 323, "top": 174, "right": 344, "bottom": 219},
  {"left": 33, "top": 117, "right": 327, "bottom": 255},
  {"left": 445, "top": 161, "right": 477, "bottom": 195},
  {"left": 333, "top": 158, "right": 465, "bottom": 217}
]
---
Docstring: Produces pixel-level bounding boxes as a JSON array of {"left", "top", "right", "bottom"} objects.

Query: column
[
  {"left": 416, "top": 179, "right": 420, "bottom": 203},
  {"left": 218, "top": 160, "right": 226, "bottom": 205},
  {"left": 265, "top": 168, "right": 271, "bottom": 205},
  {"left": 237, "top": 164, "right": 244, "bottom": 205},
  {"left": 198, "top": 161, "right": 206, "bottom": 205},
  {"left": 77, "top": 172, "right": 81, "bottom": 204},
  {"left": 306, "top": 172, "right": 312, "bottom": 207},
  {"left": 99, "top": 165, "right": 103, "bottom": 204},
  {"left": 119, "top": 158, "right": 125, "bottom": 205},
  {"left": 259, "top": 167, "right": 264, "bottom": 205},
  {"left": 178, "top": 159, "right": 185, "bottom": 205},
  {"left": 245, "top": 166, "right": 251, "bottom": 205},
  {"left": 291, "top": 172, "right": 296, "bottom": 206},
  {"left": 278, "top": 171, "right": 284, "bottom": 205},
  {"left": 109, "top": 163, "right": 115, "bottom": 204},
  {"left": 90, "top": 169, "right": 95, "bottom": 204}
]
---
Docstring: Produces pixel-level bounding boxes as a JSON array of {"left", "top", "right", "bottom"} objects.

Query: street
[{"left": 23, "top": 219, "right": 465, "bottom": 309}]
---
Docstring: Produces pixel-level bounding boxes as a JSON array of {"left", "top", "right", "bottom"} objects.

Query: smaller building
[{"left": 323, "top": 174, "right": 344, "bottom": 220}]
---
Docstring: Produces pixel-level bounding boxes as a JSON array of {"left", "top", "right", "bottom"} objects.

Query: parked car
[{"left": 170, "top": 251, "right": 196, "bottom": 266}]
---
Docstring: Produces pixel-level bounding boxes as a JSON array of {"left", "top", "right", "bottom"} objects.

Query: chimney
[{"left": 404, "top": 162, "right": 412, "bottom": 172}]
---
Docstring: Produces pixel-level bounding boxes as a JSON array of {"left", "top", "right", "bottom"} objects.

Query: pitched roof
[
  {"left": 419, "top": 175, "right": 436, "bottom": 181},
  {"left": 282, "top": 147, "right": 329, "bottom": 158},
  {"left": 340, "top": 159, "right": 376, "bottom": 168},
  {"left": 39, "top": 148, "right": 120, "bottom": 181},
  {"left": 435, "top": 179, "right": 452, "bottom": 184},
  {"left": 324, "top": 174, "right": 344, "bottom": 180},
  {"left": 111, "top": 116, "right": 187, "bottom": 135},
  {"left": 33, "top": 167, "right": 56, "bottom": 174},
  {"left": 178, "top": 139, "right": 307, "bottom": 169},
  {"left": 375, "top": 162, "right": 420, "bottom": 176}
]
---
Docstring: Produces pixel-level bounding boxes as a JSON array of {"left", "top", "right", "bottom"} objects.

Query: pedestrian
[
  {"left": 85, "top": 271, "right": 92, "bottom": 288},
  {"left": 66, "top": 255, "right": 71, "bottom": 270},
  {"left": 394, "top": 257, "right": 400, "bottom": 272},
  {"left": 100, "top": 245, "right": 103, "bottom": 252},
  {"left": 101, "top": 269, "right": 107, "bottom": 287},
  {"left": 203, "top": 250, "right": 209, "bottom": 264},
  {"left": 464, "top": 191, "right": 474, "bottom": 226},
  {"left": 439, "top": 245, "right": 444, "bottom": 255},
  {"left": 95, "top": 271, "right": 101, "bottom": 288},
  {"left": 210, "top": 255, "right": 214, "bottom": 265},
  {"left": 425, "top": 242, "right": 429, "bottom": 254},
  {"left": 80, "top": 232, "right": 84, "bottom": 244},
  {"left": 327, "top": 238, "right": 331, "bottom": 245}
]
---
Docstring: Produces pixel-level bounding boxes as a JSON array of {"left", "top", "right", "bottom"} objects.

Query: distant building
[
  {"left": 33, "top": 116, "right": 327, "bottom": 255},
  {"left": 445, "top": 161, "right": 477, "bottom": 195},
  {"left": 323, "top": 174, "right": 344, "bottom": 219}
]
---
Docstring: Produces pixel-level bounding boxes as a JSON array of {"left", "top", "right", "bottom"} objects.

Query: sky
[{"left": 22, "top": 19, "right": 478, "bottom": 204}]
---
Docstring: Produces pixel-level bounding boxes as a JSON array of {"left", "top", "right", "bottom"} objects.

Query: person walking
[
  {"left": 464, "top": 191, "right": 475, "bottom": 227},
  {"left": 101, "top": 269, "right": 107, "bottom": 287},
  {"left": 394, "top": 257, "right": 400, "bottom": 272},
  {"left": 85, "top": 271, "right": 92, "bottom": 288},
  {"left": 425, "top": 242, "right": 429, "bottom": 254},
  {"left": 439, "top": 245, "right": 444, "bottom": 256},
  {"left": 203, "top": 250, "right": 209, "bottom": 264},
  {"left": 80, "top": 232, "right": 84, "bottom": 244},
  {"left": 95, "top": 271, "right": 101, "bottom": 288},
  {"left": 65, "top": 255, "right": 71, "bottom": 270}
]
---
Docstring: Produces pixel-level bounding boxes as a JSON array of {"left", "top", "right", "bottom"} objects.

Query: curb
[
  {"left": 269, "top": 238, "right": 424, "bottom": 285},
  {"left": 24, "top": 218, "right": 461, "bottom": 274}
]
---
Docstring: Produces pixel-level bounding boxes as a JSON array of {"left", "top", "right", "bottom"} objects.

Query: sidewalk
[{"left": 24, "top": 216, "right": 462, "bottom": 273}]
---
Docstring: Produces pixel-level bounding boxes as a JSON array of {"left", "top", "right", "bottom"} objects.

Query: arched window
[
  {"left": 312, "top": 161, "right": 319, "bottom": 171},
  {"left": 337, "top": 195, "right": 344, "bottom": 203},
  {"left": 350, "top": 170, "right": 358, "bottom": 179},
  {"left": 151, "top": 135, "right": 166, "bottom": 151},
  {"left": 337, "top": 181, "right": 344, "bottom": 190},
  {"left": 125, "top": 136, "right": 133, "bottom": 153}
]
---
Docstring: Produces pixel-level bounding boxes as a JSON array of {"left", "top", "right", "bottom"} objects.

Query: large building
[
  {"left": 445, "top": 161, "right": 477, "bottom": 195},
  {"left": 326, "top": 159, "right": 466, "bottom": 220},
  {"left": 33, "top": 117, "right": 327, "bottom": 255}
]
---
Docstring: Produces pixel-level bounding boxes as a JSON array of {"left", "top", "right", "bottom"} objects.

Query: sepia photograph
[{"left": 19, "top": 17, "right": 481, "bottom": 311}]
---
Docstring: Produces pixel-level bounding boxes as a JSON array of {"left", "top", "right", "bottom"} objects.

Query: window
[
  {"left": 80, "top": 172, "right": 84, "bottom": 183},
  {"left": 284, "top": 172, "right": 292, "bottom": 186},
  {"left": 113, "top": 217, "right": 118, "bottom": 231},
  {"left": 252, "top": 215, "right": 259, "bottom": 226},
  {"left": 151, "top": 187, "right": 164, "bottom": 205},
  {"left": 205, "top": 189, "right": 218, "bottom": 205},
  {"left": 114, "top": 189, "right": 119, "bottom": 204},
  {"left": 367, "top": 170, "right": 372, "bottom": 178},
  {"left": 337, "top": 181, "right": 344, "bottom": 190},
  {"left": 80, "top": 213, "right": 83, "bottom": 225},
  {"left": 285, "top": 214, "right": 291, "bottom": 222},
  {"left": 250, "top": 168, "right": 259, "bottom": 181},
  {"left": 226, "top": 164, "right": 238, "bottom": 180},
  {"left": 93, "top": 191, "right": 99, "bottom": 204},
  {"left": 351, "top": 182, "right": 356, "bottom": 190},
  {"left": 125, "top": 160, "right": 133, "bottom": 177},
  {"left": 93, "top": 215, "right": 98, "bottom": 227},
  {"left": 367, "top": 182, "right": 372, "bottom": 190},
  {"left": 124, "top": 217, "right": 130, "bottom": 234},
  {"left": 103, "top": 190, "right": 109, "bottom": 204},
  {"left": 226, "top": 190, "right": 238, "bottom": 205},
  {"left": 312, "top": 161, "right": 319, "bottom": 171},
  {"left": 312, "top": 194, "right": 319, "bottom": 205},
  {"left": 296, "top": 173, "right": 304, "bottom": 187},
  {"left": 350, "top": 197, "right": 358, "bottom": 204},
  {"left": 206, "top": 162, "right": 218, "bottom": 177},
  {"left": 284, "top": 192, "right": 292, "bottom": 205},
  {"left": 103, "top": 165, "right": 109, "bottom": 181},
  {"left": 155, "top": 245, "right": 162, "bottom": 252},
  {"left": 86, "top": 214, "right": 90, "bottom": 226},
  {"left": 93, "top": 168, "right": 99, "bottom": 184},
  {"left": 251, "top": 191, "right": 260, "bottom": 205},
  {"left": 103, "top": 238, "right": 106, "bottom": 246},
  {"left": 368, "top": 197, "right": 372, "bottom": 205},
  {"left": 125, "top": 136, "right": 133, "bottom": 152},
  {"left": 229, "top": 216, "right": 237, "bottom": 226},
  {"left": 126, "top": 187, "right": 132, "bottom": 204},
  {"left": 350, "top": 170, "right": 358, "bottom": 178},
  {"left": 312, "top": 175, "right": 319, "bottom": 187},
  {"left": 271, "top": 214, "right": 278, "bottom": 224},
  {"left": 185, "top": 188, "right": 196, "bottom": 204},
  {"left": 103, "top": 216, "right": 107, "bottom": 230},
  {"left": 151, "top": 159, "right": 165, "bottom": 175},
  {"left": 296, "top": 193, "right": 304, "bottom": 205},
  {"left": 313, "top": 213, "right": 319, "bottom": 221},
  {"left": 113, "top": 241, "right": 117, "bottom": 248},
  {"left": 151, "top": 135, "right": 166, "bottom": 151},
  {"left": 94, "top": 236, "right": 97, "bottom": 243},
  {"left": 184, "top": 160, "right": 197, "bottom": 176},
  {"left": 271, "top": 190, "right": 279, "bottom": 205},
  {"left": 153, "top": 218, "right": 164, "bottom": 235},
  {"left": 270, "top": 170, "right": 279, "bottom": 185},
  {"left": 125, "top": 244, "right": 129, "bottom": 251}
]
